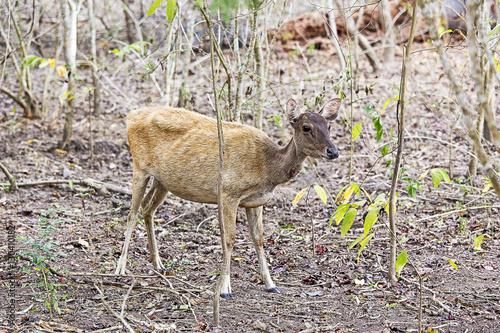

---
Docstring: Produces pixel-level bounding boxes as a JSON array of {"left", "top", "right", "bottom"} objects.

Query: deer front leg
[
  {"left": 246, "top": 206, "right": 280, "bottom": 293},
  {"left": 218, "top": 200, "right": 238, "bottom": 298},
  {"left": 115, "top": 171, "right": 149, "bottom": 275}
]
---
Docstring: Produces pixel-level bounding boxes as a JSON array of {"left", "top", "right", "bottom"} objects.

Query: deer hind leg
[
  {"left": 246, "top": 206, "right": 280, "bottom": 293},
  {"left": 218, "top": 200, "right": 238, "bottom": 298},
  {"left": 115, "top": 170, "right": 149, "bottom": 275},
  {"left": 141, "top": 178, "right": 168, "bottom": 271}
]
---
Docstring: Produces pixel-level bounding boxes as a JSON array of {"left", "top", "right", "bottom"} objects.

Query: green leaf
[
  {"left": 445, "top": 257, "right": 458, "bottom": 270},
  {"left": 350, "top": 182, "right": 361, "bottom": 196},
  {"left": 381, "top": 144, "right": 389, "bottom": 156},
  {"left": 488, "top": 23, "right": 500, "bottom": 38},
  {"left": 352, "top": 123, "right": 362, "bottom": 141},
  {"left": 374, "top": 193, "right": 386, "bottom": 205},
  {"left": 341, "top": 208, "right": 357, "bottom": 237},
  {"left": 373, "top": 117, "right": 383, "bottom": 132},
  {"left": 474, "top": 234, "right": 485, "bottom": 250},
  {"left": 349, "top": 234, "right": 365, "bottom": 249},
  {"left": 381, "top": 97, "right": 393, "bottom": 112},
  {"left": 23, "top": 55, "right": 41, "bottom": 67},
  {"left": 357, "top": 233, "right": 375, "bottom": 264},
  {"left": 406, "top": 185, "right": 416, "bottom": 197},
  {"left": 68, "top": 181, "right": 73, "bottom": 190},
  {"left": 147, "top": 0, "right": 163, "bottom": 17},
  {"left": 313, "top": 185, "right": 327, "bottom": 204},
  {"left": 395, "top": 250, "right": 407, "bottom": 278},
  {"left": 364, "top": 208, "right": 380, "bottom": 236},
  {"left": 351, "top": 200, "right": 366, "bottom": 208},
  {"left": 431, "top": 168, "right": 451, "bottom": 188},
  {"left": 328, "top": 214, "right": 335, "bottom": 228},
  {"left": 166, "top": 0, "right": 177, "bottom": 22},
  {"left": 334, "top": 204, "right": 350, "bottom": 225}
]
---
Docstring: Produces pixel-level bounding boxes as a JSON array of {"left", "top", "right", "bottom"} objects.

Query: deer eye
[{"left": 302, "top": 125, "right": 311, "bottom": 132}]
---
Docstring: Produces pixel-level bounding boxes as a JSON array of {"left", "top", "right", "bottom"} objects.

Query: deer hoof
[
  {"left": 220, "top": 292, "right": 233, "bottom": 298},
  {"left": 267, "top": 286, "right": 281, "bottom": 293}
]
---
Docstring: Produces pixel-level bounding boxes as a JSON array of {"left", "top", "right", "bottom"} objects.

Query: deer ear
[
  {"left": 287, "top": 99, "right": 300, "bottom": 124},
  {"left": 320, "top": 98, "right": 341, "bottom": 121}
]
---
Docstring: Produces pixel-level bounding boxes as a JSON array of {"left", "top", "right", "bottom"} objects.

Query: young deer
[{"left": 115, "top": 98, "right": 341, "bottom": 298}]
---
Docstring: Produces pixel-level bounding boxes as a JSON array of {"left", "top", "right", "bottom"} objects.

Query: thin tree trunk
[
  {"left": 326, "top": 0, "right": 346, "bottom": 70},
  {"left": 234, "top": 6, "right": 257, "bottom": 123},
  {"left": 198, "top": 2, "right": 226, "bottom": 327},
  {"left": 163, "top": 18, "right": 176, "bottom": 105},
  {"left": 380, "top": 0, "right": 395, "bottom": 66},
  {"left": 123, "top": 0, "right": 135, "bottom": 44},
  {"left": 388, "top": 0, "right": 419, "bottom": 283},
  {"left": 60, "top": 0, "right": 82, "bottom": 149},
  {"left": 335, "top": 0, "right": 380, "bottom": 72},
  {"left": 88, "top": 0, "right": 100, "bottom": 115},
  {"left": 5, "top": 0, "right": 40, "bottom": 118},
  {"left": 177, "top": 3, "right": 196, "bottom": 108},
  {"left": 253, "top": 9, "right": 264, "bottom": 131}
]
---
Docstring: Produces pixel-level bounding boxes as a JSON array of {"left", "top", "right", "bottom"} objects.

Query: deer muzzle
[{"left": 326, "top": 147, "right": 339, "bottom": 160}]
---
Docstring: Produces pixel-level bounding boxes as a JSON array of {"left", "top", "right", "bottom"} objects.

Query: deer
[{"left": 114, "top": 98, "right": 341, "bottom": 298}]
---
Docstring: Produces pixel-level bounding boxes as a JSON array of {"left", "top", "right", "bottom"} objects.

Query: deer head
[{"left": 287, "top": 98, "right": 341, "bottom": 160}]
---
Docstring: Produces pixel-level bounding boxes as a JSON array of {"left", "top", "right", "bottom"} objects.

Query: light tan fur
[{"left": 115, "top": 98, "right": 341, "bottom": 297}]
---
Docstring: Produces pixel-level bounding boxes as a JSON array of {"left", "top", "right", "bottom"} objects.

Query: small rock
[
  {"left": 253, "top": 320, "right": 267, "bottom": 331},
  {"left": 63, "top": 167, "right": 72, "bottom": 178}
]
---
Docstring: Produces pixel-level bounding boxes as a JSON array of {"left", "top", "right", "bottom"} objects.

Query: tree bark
[
  {"left": 388, "top": 0, "right": 419, "bottom": 283},
  {"left": 60, "top": 0, "right": 82, "bottom": 149},
  {"left": 88, "top": 0, "right": 100, "bottom": 115}
]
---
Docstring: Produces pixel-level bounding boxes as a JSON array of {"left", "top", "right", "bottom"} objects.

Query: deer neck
[{"left": 270, "top": 137, "right": 307, "bottom": 185}]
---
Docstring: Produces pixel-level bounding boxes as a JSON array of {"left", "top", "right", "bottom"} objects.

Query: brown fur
[{"left": 115, "top": 98, "right": 342, "bottom": 297}]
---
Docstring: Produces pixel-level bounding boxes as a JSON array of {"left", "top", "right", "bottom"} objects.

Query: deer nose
[{"left": 326, "top": 148, "right": 339, "bottom": 159}]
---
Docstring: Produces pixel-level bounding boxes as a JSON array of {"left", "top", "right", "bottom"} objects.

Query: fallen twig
[
  {"left": 0, "top": 178, "right": 132, "bottom": 195},
  {"left": 0, "top": 162, "right": 18, "bottom": 190},
  {"left": 94, "top": 283, "right": 135, "bottom": 333}
]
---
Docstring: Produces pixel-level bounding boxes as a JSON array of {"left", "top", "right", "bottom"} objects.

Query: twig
[
  {"left": 197, "top": 215, "right": 216, "bottom": 232},
  {"left": 0, "top": 178, "right": 132, "bottom": 195},
  {"left": 414, "top": 204, "right": 500, "bottom": 222},
  {"left": 295, "top": 42, "right": 312, "bottom": 76},
  {"left": 0, "top": 162, "right": 18, "bottom": 190},
  {"left": 164, "top": 213, "right": 186, "bottom": 225},
  {"left": 90, "top": 326, "right": 123, "bottom": 332},
  {"left": 304, "top": 187, "right": 316, "bottom": 254},
  {"left": 121, "top": 278, "right": 136, "bottom": 317},
  {"left": 153, "top": 270, "right": 175, "bottom": 290},
  {"left": 94, "top": 283, "right": 135, "bottom": 333}
]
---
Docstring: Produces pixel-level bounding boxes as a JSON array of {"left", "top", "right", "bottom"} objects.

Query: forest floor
[{"left": 1, "top": 18, "right": 500, "bottom": 333}]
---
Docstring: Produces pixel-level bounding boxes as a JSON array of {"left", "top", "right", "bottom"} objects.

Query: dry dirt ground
[{"left": 1, "top": 11, "right": 500, "bottom": 333}]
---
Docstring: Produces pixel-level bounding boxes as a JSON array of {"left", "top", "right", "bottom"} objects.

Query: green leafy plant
[
  {"left": 347, "top": 193, "right": 388, "bottom": 264},
  {"left": 109, "top": 41, "right": 150, "bottom": 60},
  {"left": 473, "top": 234, "right": 488, "bottom": 251},
  {"left": 397, "top": 167, "right": 421, "bottom": 197},
  {"left": 395, "top": 250, "right": 407, "bottom": 278},
  {"left": 20, "top": 210, "right": 67, "bottom": 316}
]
